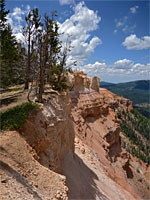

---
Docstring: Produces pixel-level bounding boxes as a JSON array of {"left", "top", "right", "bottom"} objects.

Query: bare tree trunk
[
  {"left": 27, "top": 80, "right": 33, "bottom": 102},
  {"left": 25, "top": 29, "right": 31, "bottom": 90},
  {"left": 39, "top": 42, "right": 44, "bottom": 102}
]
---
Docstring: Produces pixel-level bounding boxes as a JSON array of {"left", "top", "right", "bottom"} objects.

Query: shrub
[
  {"left": 8, "top": 87, "right": 22, "bottom": 92},
  {"left": 0, "top": 102, "right": 39, "bottom": 131}
]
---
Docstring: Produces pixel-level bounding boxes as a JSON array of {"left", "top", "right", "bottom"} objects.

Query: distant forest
[
  {"left": 101, "top": 80, "right": 150, "bottom": 118},
  {"left": 119, "top": 109, "right": 150, "bottom": 164}
]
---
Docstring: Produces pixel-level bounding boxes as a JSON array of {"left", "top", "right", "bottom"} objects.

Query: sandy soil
[{"left": 0, "top": 131, "right": 68, "bottom": 200}]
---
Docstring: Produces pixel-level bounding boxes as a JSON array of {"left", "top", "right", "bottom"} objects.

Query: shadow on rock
[{"left": 62, "top": 152, "right": 108, "bottom": 200}]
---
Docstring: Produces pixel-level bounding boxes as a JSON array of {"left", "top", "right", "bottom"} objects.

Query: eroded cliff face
[
  {"left": 70, "top": 72, "right": 132, "bottom": 163},
  {"left": 0, "top": 72, "right": 149, "bottom": 200},
  {"left": 67, "top": 72, "right": 149, "bottom": 200},
  {"left": 21, "top": 91, "right": 75, "bottom": 174},
  {"left": 0, "top": 92, "right": 74, "bottom": 200}
]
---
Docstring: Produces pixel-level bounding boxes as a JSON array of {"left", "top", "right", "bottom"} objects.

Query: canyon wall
[
  {"left": 70, "top": 72, "right": 132, "bottom": 162},
  {"left": 0, "top": 72, "right": 149, "bottom": 200},
  {"left": 66, "top": 72, "right": 149, "bottom": 200},
  {"left": 20, "top": 91, "right": 75, "bottom": 174}
]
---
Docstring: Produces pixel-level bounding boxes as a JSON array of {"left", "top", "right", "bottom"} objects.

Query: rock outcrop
[
  {"left": 67, "top": 72, "right": 149, "bottom": 199},
  {"left": 70, "top": 72, "right": 132, "bottom": 162},
  {"left": 0, "top": 72, "right": 149, "bottom": 200},
  {"left": 21, "top": 91, "right": 75, "bottom": 174}
]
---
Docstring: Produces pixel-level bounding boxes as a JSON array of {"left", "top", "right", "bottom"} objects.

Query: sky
[{"left": 5, "top": 0, "right": 150, "bottom": 83}]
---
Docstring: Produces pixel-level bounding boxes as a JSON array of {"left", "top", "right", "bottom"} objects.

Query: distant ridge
[
  {"left": 101, "top": 80, "right": 150, "bottom": 90},
  {"left": 100, "top": 81, "right": 115, "bottom": 87},
  {"left": 100, "top": 80, "right": 150, "bottom": 118}
]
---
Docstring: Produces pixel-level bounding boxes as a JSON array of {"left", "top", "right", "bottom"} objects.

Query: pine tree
[
  {"left": 0, "top": 0, "right": 19, "bottom": 87},
  {"left": 0, "top": 0, "right": 9, "bottom": 29},
  {"left": 22, "top": 9, "right": 74, "bottom": 102},
  {"left": 23, "top": 8, "right": 41, "bottom": 90},
  {"left": 1, "top": 25, "right": 19, "bottom": 86}
]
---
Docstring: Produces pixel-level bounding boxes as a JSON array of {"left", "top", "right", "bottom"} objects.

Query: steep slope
[
  {"left": 119, "top": 109, "right": 150, "bottom": 164},
  {"left": 68, "top": 72, "right": 149, "bottom": 199},
  {"left": 0, "top": 131, "right": 68, "bottom": 200},
  {"left": 0, "top": 72, "right": 149, "bottom": 200},
  {"left": 0, "top": 91, "right": 74, "bottom": 200}
]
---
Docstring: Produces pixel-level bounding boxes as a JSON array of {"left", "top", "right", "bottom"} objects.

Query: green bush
[
  {"left": 0, "top": 102, "right": 39, "bottom": 131},
  {"left": 8, "top": 87, "right": 22, "bottom": 92}
]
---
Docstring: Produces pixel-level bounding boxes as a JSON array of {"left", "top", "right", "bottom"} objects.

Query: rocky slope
[
  {"left": 0, "top": 72, "right": 149, "bottom": 200},
  {"left": 67, "top": 72, "right": 149, "bottom": 199}
]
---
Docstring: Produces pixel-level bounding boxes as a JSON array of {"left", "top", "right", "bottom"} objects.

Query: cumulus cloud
[
  {"left": 80, "top": 59, "right": 150, "bottom": 82},
  {"left": 122, "top": 34, "right": 150, "bottom": 50},
  {"left": 112, "top": 59, "right": 134, "bottom": 69},
  {"left": 6, "top": 5, "right": 30, "bottom": 41},
  {"left": 59, "top": 1, "right": 101, "bottom": 65},
  {"left": 11, "top": 7, "right": 25, "bottom": 22},
  {"left": 59, "top": 0, "right": 75, "bottom": 5},
  {"left": 6, "top": 1, "right": 101, "bottom": 62},
  {"left": 130, "top": 5, "right": 139, "bottom": 14}
]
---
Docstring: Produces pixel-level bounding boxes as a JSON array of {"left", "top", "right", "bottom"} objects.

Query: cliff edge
[{"left": 0, "top": 72, "right": 149, "bottom": 200}]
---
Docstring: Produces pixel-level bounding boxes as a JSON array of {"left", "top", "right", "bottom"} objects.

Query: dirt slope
[
  {"left": 0, "top": 131, "right": 68, "bottom": 200},
  {"left": 0, "top": 72, "right": 149, "bottom": 200}
]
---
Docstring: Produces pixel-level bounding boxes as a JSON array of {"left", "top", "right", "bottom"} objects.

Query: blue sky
[{"left": 6, "top": 0, "right": 150, "bottom": 83}]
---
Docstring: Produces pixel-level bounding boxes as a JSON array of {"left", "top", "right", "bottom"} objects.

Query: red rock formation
[
  {"left": 68, "top": 72, "right": 148, "bottom": 199},
  {"left": 0, "top": 72, "right": 149, "bottom": 200},
  {"left": 70, "top": 72, "right": 132, "bottom": 162},
  {"left": 20, "top": 91, "right": 75, "bottom": 174}
]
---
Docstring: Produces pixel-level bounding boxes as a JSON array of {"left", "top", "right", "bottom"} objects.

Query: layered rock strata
[
  {"left": 70, "top": 72, "right": 132, "bottom": 162},
  {"left": 21, "top": 91, "right": 75, "bottom": 174},
  {"left": 1, "top": 72, "right": 149, "bottom": 200}
]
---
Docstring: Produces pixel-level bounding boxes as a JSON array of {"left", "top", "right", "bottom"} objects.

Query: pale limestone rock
[
  {"left": 68, "top": 71, "right": 100, "bottom": 93},
  {"left": 75, "top": 138, "right": 79, "bottom": 144},
  {"left": 21, "top": 91, "right": 75, "bottom": 173},
  {"left": 90, "top": 76, "right": 100, "bottom": 91}
]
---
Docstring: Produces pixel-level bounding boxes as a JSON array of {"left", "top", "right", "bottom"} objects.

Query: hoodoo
[{"left": 0, "top": 73, "right": 149, "bottom": 200}]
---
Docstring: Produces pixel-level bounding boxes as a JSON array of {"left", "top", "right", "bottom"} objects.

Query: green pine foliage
[
  {"left": 0, "top": 102, "right": 39, "bottom": 131},
  {"left": 0, "top": 0, "right": 20, "bottom": 87},
  {"left": 100, "top": 80, "right": 150, "bottom": 118},
  {"left": 0, "top": 1, "right": 74, "bottom": 101},
  {"left": 119, "top": 109, "right": 150, "bottom": 164},
  {"left": 0, "top": 0, "right": 9, "bottom": 27},
  {"left": 1, "top": 25, "right": 19, "bottom": 86}
]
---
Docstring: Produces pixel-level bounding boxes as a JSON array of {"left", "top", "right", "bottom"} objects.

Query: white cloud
[
  {"left": 130, "top": 5, "right": 139, "bottom": 14},
  {"left": 6, "top": 5, "right": 30, "bottom": 40},
  {"left": 112, "top": 59, "right": 134, "bottom": 69},
  {"left": 80, "top": 59, "right": 150, "bottom": 82},
  {"left": 26, "top": 5, "right": 31, "bottom": 10},
  {"left": 14, "top": 32, "right": 25, "bottom": 43},
  {"left": 12, "top": 7, "right": 24, "bottom": 22},
  {"left": 114, "top": 15, "right": 136, "bottom": 34},
  {"left": 116, "top": 21, "right": 124, "bottom": 28},
  {"left": 59, "top": 0, "right": 74, "bottom": 5},
  {"left": 6, "top": 1, "right": 101, "bottom": 61},
  {"left": 122, "top": 34, "right": 150, "bottom": 50},
  {"left": 115, "top": 16, "right": 128, "bottom": 28},
  {"left": 122, "top": 24, "right": 136, "bottom": 33},
  {"left": 113, "top": 29, "right": 118, "bottom": 34},
  {"left": 59, "top": 1, "right": 101, "bottom": 65}
]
